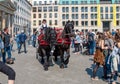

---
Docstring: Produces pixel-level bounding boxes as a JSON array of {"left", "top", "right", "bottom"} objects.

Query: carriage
[{"left": 36, "top": 21, "right": 74, "bottom": 71}]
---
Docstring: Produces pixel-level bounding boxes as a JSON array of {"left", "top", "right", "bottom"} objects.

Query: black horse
[
  {"left": 36, "top": 27, "right": 57, "bottom": 71},
  {"left": 54, "top": 21, "right": 74, "bottom": 68}
]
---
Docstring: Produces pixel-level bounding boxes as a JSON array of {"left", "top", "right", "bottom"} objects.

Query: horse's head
[
  {"left": 63, "top": 20, "right": 74, "bottom": 37},
  {"left": 44, "top": 27, "right": 57, "bottom": 45}
]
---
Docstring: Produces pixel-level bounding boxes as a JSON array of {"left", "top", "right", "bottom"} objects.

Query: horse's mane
[{"left": 62, "top": 21, "right": 74, "bottom": 38}]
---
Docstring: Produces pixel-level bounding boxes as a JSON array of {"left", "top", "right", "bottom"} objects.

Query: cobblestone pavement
[{"left": 0, "top": 44, "right": 120, "bottom": 84}]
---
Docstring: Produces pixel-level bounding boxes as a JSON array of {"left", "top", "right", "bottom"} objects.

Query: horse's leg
[
  {"left": 60, "top": 48, "right": 64, "bottom": 69},
  {"left": 64, "top": 48, "right": 70, "bottom": 68},
  {"left": 41, "top": 48, "right": 48, "bottom": 71}
]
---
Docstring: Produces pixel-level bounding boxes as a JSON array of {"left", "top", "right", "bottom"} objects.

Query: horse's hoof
[
  {"left": 44, "top": 67, "right": 48, "bottom": 71},
  {"left": 64, "top": 65, "right": 68, "bottom": 68},
  {"left": 60, "top": 64, "right": 64, "bottom": 69}
]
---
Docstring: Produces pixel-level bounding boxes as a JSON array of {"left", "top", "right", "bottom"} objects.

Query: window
[
  {"left": 105, "top": 7, "right": 108, "bottom": 12},
  {"left": 33, "top": 7, "right": 37, "bottom": 12},
  {"left": 33, "top": 14, "right": 36, "bottom": 18},
  {"left": 38, "top": 14, "right": 41, "bottom": 18},
  {"left": 62, "top": 1, "right": 65, "bottom": 5},
  {"left": 85, "top": 21, "right": 88, "bottom": 26},
  {"left": 55, "top": 20, "right": 57, "bottom": 25},
  {"left": 44, "top": 1, "right": 47, "bottom": 4},
  {"left": 43, "top": 7, "right": 47, "bottom": 12},
  {"left": 49, "top": 13, "right": 52, "bottom": 18},
  {"left": 95, "top": 21, "right": 97, "bottom": 26},
  {"left": 72, "top": 14, "right": 75, "bottom": 19},
  {"left": 105, "top": 14, "right": 108, "bottom": 19},
  {"left": 66, "top": 1, "right": 69, "bottom": 5},
  {"left": 54, "top": 13, "right": 57, "bottom": 18},
  {"left": 91, "top": 7, "right": 93, "bottom": 12},
  {"left": 76, "top": 21, "right": 79, "bottom": 26},
  {"left": 66, "top": 14, "right": 69, "bottom": 19},
  {"left": 39, "top": 20, "right": 41, "bottom": 25},
  {"left": 81, "top": 1, "right": 87, "bottom": 4},
  {"left": 39, "top": 1, "right": 42, "bottom": 5},
  {"left": 91, "top": 21, "right": 94, "bottom": 26},
  {"left": 91, "top": 14, "right": 94, "bottom": 19},
  {"left": 66, "top": 7, "right": 69, "bottom": 12},
  {"left": 49, "top": 20, "right": 52, "bottom": 25},
  {"left": 81, "top": 14, "right": 84, "bottom": 19},
  {"left": 62, "top": 14, "right": 65, "bottom": 19},
  {"left": 54, "top": 6, "right": 58, "bottom": 12},
  {"left": 116, "top": 21, "right": 119, "bottom": 26},
  {"left": 75, "top": 1, "right": 78, "bottom": 4},
  {"left": 85, "top": 7, "right": 88, "bottom": 12},
  {"left": 33, "top": 20, "right": 36, "bottom": 26},
  {"left": 62, "top": 7, "right": 65, "bottom": 12},
  {"left": 100, "top": 7, "right": 103, "bottom": 12},
  {"left": 49, "top": 6, "right": 52, "bottom": 12},
  {"left": 81, "top": 21, "right": 84, "bottom": 26},
  {"left": 85, "top": 14, "right": 88, "bottom": 19},
  {"left": 81, "top": 7, "right": 84, "bottom": 12},
  {"left": 75, "top": 7, "right": 78, "bottom": 12},
  {"left": 116, "top": 13, "right": 120, "bottom": 19},
  {"left": 91, "top": 7, "right": 97, "bottom": 12},
  {"left": 76, "top": 14, "right": 78, "bottom": 19},
  {"left": 110, "top": 14, "right": 113, "bottom": 19},
  {"left": 55, "top": 1, "right": 57, "bottom": 5},
  {"left": 62, "top": 21, "right": 65, "bottom": 26},
  {"left": 110, "top": 7, "right": 113, "bottom": 12},
  {"left": 116, "top": 6, "right": 119, "bottom": 12},
  {"left": 95, "top": 14, "right": 97, "bottom": 19},
  {"left": 101, "top": 14, "right": 104, "bottom": 19},
  {"left": 44, "top": 14, "right": 47, "bottom": 18},
  {"left": 38, "top": 7, "right": 42, "bottom": 12},
  {"left": 34, "top": 1, "right": 37, "bottom": 5},
  {"left": 72, "top": 7, "right": 75, "bottom": 12}
]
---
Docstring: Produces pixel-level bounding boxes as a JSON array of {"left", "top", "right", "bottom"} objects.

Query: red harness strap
[
  {"left": 56, "top": 32, "right": 71, "bottom": 44},
  {"left": 37, "top": 34, "right": 49, "bottom": 46}
]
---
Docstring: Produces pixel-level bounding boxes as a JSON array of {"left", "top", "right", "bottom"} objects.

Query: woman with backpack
[{"left": 92, "top": 33, "right": 105, "bottom": 80}]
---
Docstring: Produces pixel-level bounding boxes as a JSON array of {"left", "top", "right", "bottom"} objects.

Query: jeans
[
  {"left": 2, "top": 46, "right": 12, "bottom": 63},
  {"left": 89, "top": 48, "right": 94, "bottom": 55},
  {"left": 18, "top": 42, "right": 26, "bottom": 53},
  {"left": 16, "top": 42, "right": 20, "bottom": 49},
  {"left": 32, "top": 41, "right": 36, "bottom": 47},
  {"left": 10, "top": 44, "right": 13, "bottom": 51}
]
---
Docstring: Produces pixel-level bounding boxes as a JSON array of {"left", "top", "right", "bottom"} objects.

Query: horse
[
  {"left": 36, "top": 27, "right": 57, "bottom": 71},
  {"left": 54, "top": 21, "right": 74, "bottom": 68}
]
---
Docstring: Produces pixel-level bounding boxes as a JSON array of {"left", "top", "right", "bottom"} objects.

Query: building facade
[
  {"left": 11, "top": 0, "right": 32, "bottom": 35},
  {"left": 32, "top": 0, "right": 120, "bottom": 33},
  {"left": 0, "top": 0, "right": 16, "bottom": 35}
]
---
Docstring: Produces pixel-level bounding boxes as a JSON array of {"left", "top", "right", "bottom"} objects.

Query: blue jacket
[{"left": 19, "top": 33, "right": 27, "bottom": 42}]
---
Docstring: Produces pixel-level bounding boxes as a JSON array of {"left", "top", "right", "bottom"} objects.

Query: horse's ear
[{"left": 71, "top": 21, "right": 74, "bottom": 25}]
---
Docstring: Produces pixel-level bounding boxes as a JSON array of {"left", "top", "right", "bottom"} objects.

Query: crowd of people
[{"left": 71, "top": 29, "right": 120, "bottom": 84}]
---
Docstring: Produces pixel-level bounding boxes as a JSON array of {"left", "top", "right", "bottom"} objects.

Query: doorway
[{"left": 102, "top": 21, "right": 110, "bottom": 32}]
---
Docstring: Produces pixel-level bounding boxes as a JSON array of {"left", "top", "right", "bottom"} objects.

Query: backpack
[{"left": 88, "top": 33, "right": 94, "bottom": 41}]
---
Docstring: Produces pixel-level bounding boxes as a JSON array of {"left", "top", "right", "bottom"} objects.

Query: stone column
[
  {"left": 2, "top": 11, "right": 6, "bottom": 29},
  {"left": 10, "top": 14, "right": 14, "bottom": 36}
]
